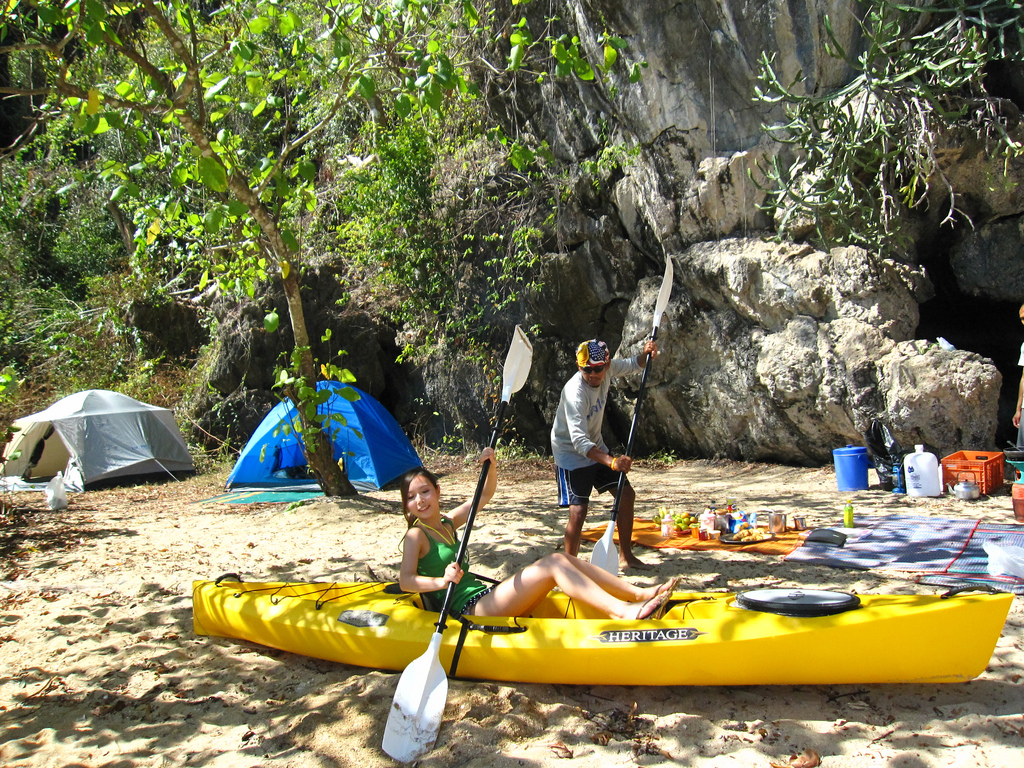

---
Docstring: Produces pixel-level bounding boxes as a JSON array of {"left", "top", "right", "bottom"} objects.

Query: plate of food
[{"left": 720, "top": 531, "right": 776, "bottom": 545}]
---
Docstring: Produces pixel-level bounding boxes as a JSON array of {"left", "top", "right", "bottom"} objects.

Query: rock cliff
[
  {"left": 478, "top": 0, "right": 1018, "bottom": 460},
  {"left": 195, "top": 1, "right": 1024, "bottom": 466}
]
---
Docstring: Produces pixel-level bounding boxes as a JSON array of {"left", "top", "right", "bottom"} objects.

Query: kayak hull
[{"left": 192, "top": 580, "right": 1012, "bottom": 686}]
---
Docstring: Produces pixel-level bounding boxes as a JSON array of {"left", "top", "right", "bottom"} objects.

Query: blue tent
[{"left": 226, "top": 383, "right": 421, "bottom": 491}]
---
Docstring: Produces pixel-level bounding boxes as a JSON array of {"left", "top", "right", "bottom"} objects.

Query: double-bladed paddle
[
  {"left": 590, "top": 258, "right": 674, "bottom": 576},
  {"left": 382, "top": 325, "right": 533, "bottom": 763}
]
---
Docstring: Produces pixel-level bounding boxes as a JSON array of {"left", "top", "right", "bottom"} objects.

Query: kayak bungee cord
[
  {"left": 206, "top": 573, "right": 388, "bottom": 609},
  {"left": 659, "top": 596, "right": 723, "bottom": 620}
]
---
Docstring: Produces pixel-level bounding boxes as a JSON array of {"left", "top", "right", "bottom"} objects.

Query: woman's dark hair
[{"left": 399, "top": 466, "right": 439, "bottom": 528}]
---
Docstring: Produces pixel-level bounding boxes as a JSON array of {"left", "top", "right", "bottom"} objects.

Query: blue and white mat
[{"left": 785, "top": 514, "right": 1024, "bottom": 595}]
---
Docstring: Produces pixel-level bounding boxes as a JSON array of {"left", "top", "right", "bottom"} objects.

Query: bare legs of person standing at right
[{"left": 563, "top": 482, "right": 649, "bottom": 571}]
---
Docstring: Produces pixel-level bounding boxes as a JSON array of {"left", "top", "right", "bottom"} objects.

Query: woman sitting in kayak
[{"left": 398, "top": 448, "right": 677, "bottom": 620}]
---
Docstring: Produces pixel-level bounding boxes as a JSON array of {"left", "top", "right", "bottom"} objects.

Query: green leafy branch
[{"left": 755, "top": 0, "right": 1024, "bottom": 253}]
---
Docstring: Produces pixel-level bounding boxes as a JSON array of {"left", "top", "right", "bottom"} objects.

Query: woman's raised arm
[{"left": 449, "top": 447, "right": 497, "bottom": 529}]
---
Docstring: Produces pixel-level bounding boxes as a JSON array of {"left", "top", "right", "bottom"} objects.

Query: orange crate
[{"left": 940, "top": 451, "right": 1004, "bottom": 495}]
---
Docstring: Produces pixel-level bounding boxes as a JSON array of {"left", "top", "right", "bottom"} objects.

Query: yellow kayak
[{"left": 192, "top": 578, "right": 1012, "bottom": 685}]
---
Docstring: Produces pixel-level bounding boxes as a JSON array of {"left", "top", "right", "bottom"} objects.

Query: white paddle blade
[
  {"left": 589, "top": 521, "right": 619, "bottom": 576},
  {"left": 652, "top": 258, "right": 674, "bottom": 330},
  {"left": 500, "top": 325, "right": 534, "bottom": 402},
  {"left": 382, "top": 634, "right": 448, "bottom": 762}
]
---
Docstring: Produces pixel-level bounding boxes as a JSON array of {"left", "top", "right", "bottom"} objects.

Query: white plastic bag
[
  {"left": 983, "top": 542, "right": 1024, "bottom": 578},
  {"left": 44, "top": 472, "right": 68, "bottom": 511}
]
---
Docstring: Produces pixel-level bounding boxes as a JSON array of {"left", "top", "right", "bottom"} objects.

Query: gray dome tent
[{"left": 2, "top": 390, "right": 194, "bottom": 491}]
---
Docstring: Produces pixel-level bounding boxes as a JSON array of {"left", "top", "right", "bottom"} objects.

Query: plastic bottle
[
  {"left": 658, "top": 507, "right": 672, "bottom": 538},
  {"left": 843, "top": 499, "right": 854, "bottom": 528},
  {"left": 700, "top": 507, "right": 716, "bottom": 532},
  {"left": 904, "top": 444, "right": 942, "bottom": 497},
  {"left": 892, "top": 460, "right": 906, "bottom": 494}
]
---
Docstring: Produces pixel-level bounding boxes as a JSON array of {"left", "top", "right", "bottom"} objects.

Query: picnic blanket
[
  {"left": 783, "top": 514, "right": 978, "bottom": 571},
  {"left": 580, "top": 519, "right": 802, "bottom": 556},
  {"left": 918, "top": 523, "right": 1024, "bottom": 595},
  {"left": 784, "top": 514, "right": 1024, "bottom": 595}
]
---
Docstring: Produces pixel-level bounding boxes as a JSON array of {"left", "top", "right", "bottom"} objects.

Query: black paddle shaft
[
  {"left": 431, "top": 399, "right": 507, "bottom": 632},
  {"left": 608, "top": 327, "right": 659, "bottom": 522}
]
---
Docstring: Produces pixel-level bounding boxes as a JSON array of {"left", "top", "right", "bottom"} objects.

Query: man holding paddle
[{"left": 552, "top": 338, "right": 659, "bottom": 571}]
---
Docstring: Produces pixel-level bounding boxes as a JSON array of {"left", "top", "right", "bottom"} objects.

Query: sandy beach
[{"left": 1, "top": 456, "right": 1022, "bottom": 767}]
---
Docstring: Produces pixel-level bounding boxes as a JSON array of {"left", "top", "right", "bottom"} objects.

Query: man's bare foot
[{"left": 621, "top": 556, "right": 653, "bottom": 571}]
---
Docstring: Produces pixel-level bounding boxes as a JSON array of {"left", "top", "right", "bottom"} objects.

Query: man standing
[{"left": 551, "top": 338, "right": 658, "bottom": 571}]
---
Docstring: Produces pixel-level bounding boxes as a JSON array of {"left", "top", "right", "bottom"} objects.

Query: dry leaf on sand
[
  {"left": 770, "top": 748, "right": 821, "bottom": 768},
  {"left": 547, "top": 742, "right": 573, "bottom": 759}
]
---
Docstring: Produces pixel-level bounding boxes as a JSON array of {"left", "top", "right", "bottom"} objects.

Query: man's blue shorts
[{"left": 556, "top": 463, "right": 630, "bottom": 507}]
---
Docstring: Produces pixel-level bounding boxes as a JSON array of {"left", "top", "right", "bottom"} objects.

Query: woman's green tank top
[{"left": 416, "top": 518, "right": 487, "bottom": 613}]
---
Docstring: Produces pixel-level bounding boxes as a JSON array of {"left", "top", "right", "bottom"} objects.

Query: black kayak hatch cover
[{"left": 736, "top": 588, "right": 861, "bottom": 617}]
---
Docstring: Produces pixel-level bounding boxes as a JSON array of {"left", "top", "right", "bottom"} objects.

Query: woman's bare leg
[
  {"left": 560, "top": 554, "right": 664, "bottom": 602},
  {"left": 469, "top": 553, "right": 665, "bottom": 619}
]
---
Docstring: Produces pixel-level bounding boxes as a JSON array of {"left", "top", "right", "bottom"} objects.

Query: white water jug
[{"left": 904, "top": 445, "right": 942, "bottom": 497}]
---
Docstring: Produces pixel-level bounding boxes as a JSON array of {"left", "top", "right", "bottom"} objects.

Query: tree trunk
[
  {"left": 279, "top": 269, "right": 357, "bottom": 497},
  {"left": 105, "top": 200, "right": 136, "bottom": 260},
  {"left": 179, "top": 113, "right": 357, "bottom": 497}
]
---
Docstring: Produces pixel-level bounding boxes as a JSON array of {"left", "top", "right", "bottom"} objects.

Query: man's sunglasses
[{"left": 582, "top": 365, "right": 607, "bottom": 373}]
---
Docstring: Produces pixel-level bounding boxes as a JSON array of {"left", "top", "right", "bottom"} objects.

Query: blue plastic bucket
[{"left": 833, "top": 445, "right": 869, "bottom": 492}]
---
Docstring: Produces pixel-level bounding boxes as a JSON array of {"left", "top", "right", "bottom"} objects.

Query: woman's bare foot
[
  {"left": 628, "top": 591, "right": 670, "bottom": 621},
  {"left": 658, "top": 576, "right": 681, "bottom": 596},
  {"left": 637, "top": 576, "right": 680, "bottom": 602}
]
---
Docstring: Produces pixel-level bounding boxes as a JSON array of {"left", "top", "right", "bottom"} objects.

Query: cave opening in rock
[{"left": 917, "top": 253, "right": 1021, "bottom": 450}]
